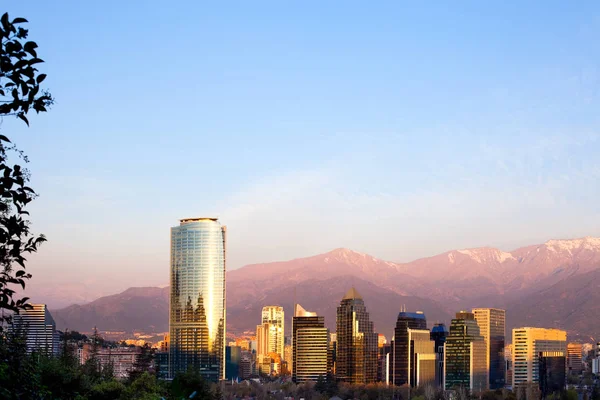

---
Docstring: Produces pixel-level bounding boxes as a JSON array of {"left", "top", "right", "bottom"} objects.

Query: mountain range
[{"left": 52, "top": 237, "right": 600, "bottom": 341}]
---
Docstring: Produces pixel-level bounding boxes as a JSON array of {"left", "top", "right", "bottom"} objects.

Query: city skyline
[
  {"left": 4, "top": 1, "right": 600, "bottom": 304},
  {"left": 2, "top": 1, "right": 600, "bottom": 397}
]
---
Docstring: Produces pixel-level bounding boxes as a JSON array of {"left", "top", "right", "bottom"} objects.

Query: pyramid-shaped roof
[{"left": 342, "top": 286, "right": 362, "bottom": 300}]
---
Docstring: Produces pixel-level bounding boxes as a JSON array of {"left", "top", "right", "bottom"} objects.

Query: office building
[
  {"left": 262, "top": 306, "right": 285, "bottom": 359},
  {"left": 11, "top": 304, "right": 59, "bottom": 355},
  {"left": 505, "top": 344, "right": 513, "bottom": 388},
  {"left": 391, "top": 311, "right": 428, "bottom": 386},
  {"left": 335, "top": 287, "right": 378, "bottom": 384},
  {"left": 292, "top": 304, "right": 329, "bottom": 383},
  {"left": 512, "top": 328, "right": 566, "bottom": 390},
  {"left": 255, "top": 306, "right": 285, "bottom": 375},
  {"left": 226, "top": 346, "right": 242, "bottom": 381},
  {"left": 239, "top": 350, "right": 252, "bottom": 379},
  {"left": 540, "top": 352, "right": 566, "bottom": 397},
  {"left": 378, "top": 343, "right": 392, "bottom": 383},
  {"left": 473, "top": 308, "right": 506, "bottom": 389},
  {"left": 444, "top": 311, "right": 487, "bottom": 392},
  {"left": 408, "top": 328, "right": 436, "bottom": 386},
  {"left": 430, "top": 323, "right": 448, "bottom": 388},
  {"left": 169, "top": 218, "right": 226, "bottom": 382},
  {"left": 567, "top": 343, "right": 583, "bottom": 375},
  {"left": 97, "top": 347, "right": 142, "bottom": 379},
  {"left": 330, "top": 332, "right": 337, "bottom": 375}
]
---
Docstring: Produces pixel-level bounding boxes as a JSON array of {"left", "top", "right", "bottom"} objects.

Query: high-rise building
[
  {"left": 505, "top": 343, "right": 513, "bottom": 388},
  {"left": 567, "top": 343, "right": 583, "bottom": 376},
  {"left": 540, "top": 352, "right": 566, "bottom": 397},
  {"left": 11, "top": 304, "right": 59, "bottom": 355},
  {"left": 512, "top": 328, "right": 566, "bottom": 390},
  {"left": 262, "top": 306, "right": 285, "bottom": 359},
  {"left": 391, "top": 311, "right": 428, "bottom": 386},
  {"left": 256, "top": 323, "right": 269, "bottom": 358},
  {"left": 473, "top": 308, "right": 506, "bottom": 389},
  {"left": 169, "top": 217, "right": 226, "bottom": 382},
  {"left": 226, "top": 346, "right": 242, "bottom": 381},
  {"left": 430, "top": 323, "right": 448, "bottom": 388},
  {"left": 408, "top": 328, "right": 436, "bottom": 387},
  {"left": 335, "top": 287, "right": 378, "bottom": 384},
  {"left": 255, "top": 306, "right": 285, "bottom": 375},
  {"left": 239, "top": 350, "right": 252, "bottom": 379},
  {"left": 292, "top": 304, "right": 329, "bottom": 383},
  {"left": 378, "top": 343, "right": 392, "bottom": 383},
  {"left": 444, "top": 311, "right": 487, "bottom": 392}
]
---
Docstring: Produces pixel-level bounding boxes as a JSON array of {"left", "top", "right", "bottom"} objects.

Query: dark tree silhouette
[{"left": 0, "top": 12, "right": 53, "bottom": 325}]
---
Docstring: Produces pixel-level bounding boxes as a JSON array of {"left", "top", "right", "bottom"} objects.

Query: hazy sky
[{"left": 4, "top": 1, "right": 600, "bottom": 306}]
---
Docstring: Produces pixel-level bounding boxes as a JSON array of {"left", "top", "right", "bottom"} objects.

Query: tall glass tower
[
  {"left": 444, "top": 311, "right": 487, "bottom": 392},
  {"left": 169, "top": 218, "right": 226, "bottom": 382},
  {"left": 335, "top": 287, "right": 378, "bottom": 384},
  {"left": 391, "top": 311, "right": 428, "bottom": 386}
]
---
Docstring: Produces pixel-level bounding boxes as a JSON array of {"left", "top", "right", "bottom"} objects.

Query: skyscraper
[
  {"left": 292, "top": 304, "right": 329, "bottom": 383},
  {"left": 473, "top": 308, "right": 506, "bottom": 389},
  {"left": 444, "top": 311, "right": 487, "bottom": 392},
  {"left": 431, "top": 323, "right": 448, "bottom": 388},
  {"left": 567, "top": 343, "right": 583, "bottom": 376},
  {"left": 335, "top": 287, "right": 378, "bottom": 384},
  {"left": 512, "top": 328, "right": 566, "bottom": 389},
  {"left": 169, "top": 217, "right": 226, "bottom": 382},
  {"left": 391, "top": 311, "right": 427, "bottom": 386},
  {"left": 11, "top": 304, "right": 59, "bottom": 355},
  {"left": 261, "top": 306, "right": 285, "bottom": 358}
]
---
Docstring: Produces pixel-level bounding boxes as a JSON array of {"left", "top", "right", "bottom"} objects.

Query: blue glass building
[{"left": 169, "top": 218, "right": 226, "bottom": 382}]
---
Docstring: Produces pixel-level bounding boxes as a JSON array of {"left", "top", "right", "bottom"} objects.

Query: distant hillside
[
  {"left": 506, "top": 268, "right": 600, "bottom": 342},
  {"left": 52, "top": 237, "right": 600, "bottom": 339},
  {"left": 52, "top": 287, "right": 169, "bottom": 333}
]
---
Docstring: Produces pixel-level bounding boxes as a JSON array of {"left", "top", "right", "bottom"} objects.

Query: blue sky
[{"left": 4, "top": 1, "right": 600, "bottom": 305}]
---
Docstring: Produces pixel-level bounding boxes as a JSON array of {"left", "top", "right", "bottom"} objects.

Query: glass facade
[
  {"left": 391, "top": 311, "right": 428, "bottom": 386},
  {"left": 473, "top": 308, "right": 506, "bottom": 389},
  {"left": 539, "top": 352, "right": 566, "bottom": 397},
  {"left": 431, "top": 323, "right": 448, "bottom": 388},
  {"left": 444, "top": 312, "right": 487, "bottom": 392},
  {"left": 169, "top": 218, "right": 226, "bottom": 382},
  {"left": 335, "top": 287, "right": 378, "bottom": 384}
]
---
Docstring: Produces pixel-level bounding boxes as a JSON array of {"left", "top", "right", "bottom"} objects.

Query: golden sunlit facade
[
  {"left": 473, "top": 308, "right": 506, "bottom": 389},
  {"left": 169, "top": 218, "right": 226, "bottom": 381},
  {"left": 512, "top": 327, "right": 566, "bottom": 388}
]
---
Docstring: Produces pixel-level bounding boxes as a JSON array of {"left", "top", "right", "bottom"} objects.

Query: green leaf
[
  {"left": 12, "top": 17, "right": 28, "bottom": 24},
  {"left": 0, "top": 135, "right": 11, "bottom": 143},
  {"left": 29, "top": 57, "right": 43, "bottom": 65},
  {"left": 36, "top": 73, "right": 46, "bottom": 84}
]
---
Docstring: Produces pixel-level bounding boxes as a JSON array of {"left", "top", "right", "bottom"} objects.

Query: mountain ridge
[{"left": 51, "top": 236, "right": 600, "bottom": 339}]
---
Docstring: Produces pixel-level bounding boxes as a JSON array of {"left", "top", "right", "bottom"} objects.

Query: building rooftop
[
  {"left": 180, "top": 217, "right": 218, "bottom": 224},
  {"left": 398, "top": 311, "right": 426, "bottom": 320},
  {"left": 342, "top": 287, "right": 362, "bottom": 300}
]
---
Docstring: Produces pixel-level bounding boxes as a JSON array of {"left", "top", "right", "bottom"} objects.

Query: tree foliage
[{"left": 0, "top": 12, "right": 53, "bottom": 324}]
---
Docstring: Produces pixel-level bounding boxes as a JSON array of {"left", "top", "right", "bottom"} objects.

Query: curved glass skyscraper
[{"left": 169, "top": 218, "right": 226, "bottom": 382}]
